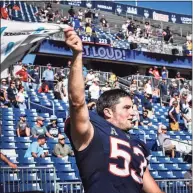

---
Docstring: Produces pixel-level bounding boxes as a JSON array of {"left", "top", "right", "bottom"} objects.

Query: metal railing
[
  {"left": 0, "top": 166, "right": 57, "bottom": 193},
  {"left": 1, "top": 167, "right": 192, "bottom": 193},
  {"left": 28, "top": 95, "right": 55, "bottom": 115},
  {"left": 156, "top": 179, "right": 192, "bottom": 193}
]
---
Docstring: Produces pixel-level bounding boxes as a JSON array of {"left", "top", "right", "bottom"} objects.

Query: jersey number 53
[{"left": 109, "top": 137, "right": 147, "bottom": 184}]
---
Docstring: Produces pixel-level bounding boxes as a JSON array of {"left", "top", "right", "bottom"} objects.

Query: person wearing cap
[
  {"left": 158, "top": 78, "right": 168, "bottom": 105},
  {"left": 24, "top": 135, "right": 48, "bottom": 158},
  {"left": 1, "top": 79, "right": 8, "bottom": 90},
  {"left": 42, "top": 63, "right": 54, "bottom": 90},
  {"left": 16, "top": 114, "right": 30, "bottom": 137},
  {"left": 139, "top": 110, "right": 152, "bottom": 126},
  {"left": 180, "top": 84, "right": 190, "bottom": 99},
  {"left": 141, "top": 92, "right": 153, "bottom": 118},
  {"left": 30, "top": 65, "right": 40, "bottom": 91},
  {"left": 15, "top": 64, "right": 33, "bottom": 91},
  {"left": 47, "top": 115, "right": 60, "bottom": 138},
  {"left": 31, "top": 116, "right": 53, "bottom": 138},
  {"left": 175, "top": 72, "right": 185, "bottom": 84},
  {"left": 88, "top": 77, "right": 100, "bottom": 103},
  {"left": 85, "top": 69, "right": 95, "bottom": 88},
  {"left": 157, "top": 124, "right": 175, "bottom": 158},
  {"left": 53, "top": 135, "right": 74, "bottom": 158},
  {"left": 168, "top": 100, "right": 180, "bottom": 131}
]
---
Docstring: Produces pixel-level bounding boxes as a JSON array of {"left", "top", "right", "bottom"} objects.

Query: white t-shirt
[
  {"left": 17, "top": 92, "right": 25, "bottom": 103},
  {"left": 89, "top": 84, "right": 100, "bottom": 100},
  {"left": 86, "top": 74, "right": 95, "bottom": 86},
  {"left": 145, "top": 83, "right": 152, "bottom": 94}
]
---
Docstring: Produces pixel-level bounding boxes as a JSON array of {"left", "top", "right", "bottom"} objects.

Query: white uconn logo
[
  {"left": 86, "top": 1, "right": 92, "bottom": 8},
  {"left": 171, "top": 15, "right": 176, "bottom": 23},
  {"left": 116, "top": 6, "right": 122, "bottom": 14},
  {"left": 127, "top": 7, "right": 137, "bottom": 15},
  {"left": 144, "top": 10, "right": 149, "bottom": 18}
]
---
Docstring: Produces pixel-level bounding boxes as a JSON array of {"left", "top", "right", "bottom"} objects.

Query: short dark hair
[{"left": 96, "top": 89, "right": 130, "bottom": 117}]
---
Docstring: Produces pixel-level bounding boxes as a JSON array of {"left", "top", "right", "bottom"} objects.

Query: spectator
[
  {"left": 47, "top": 9, "right": 54, "bottom": 22},
  {"left": 15, "top": 78, "right": 22, "bottom": 90},
  {"left": 6, "top": 80, "right": 18, "bottom": 107},
  {"left": 53, "top": 10, "right": 61, "bottom": 24},
  {"left": 159, "top": 78, "right": 168, "bottom": 105},
  {"left": 144, "top": 22, "right": 151, "bottom": 38},
  {"left": 136, "top": 25, "right": 142, "bottom": 38},
  {"left": 38, "top": 80, "right": 49, "bottom": 93},
  {"left": 47, "top": 115, "right": 60, "bottom": 138},
  {"left": 31, "top": 116, "right": 53, "bottom": 138},
  {"left": 16, "top": 86, "right": 26, "bottom": 109},
  {"left": 112, "top": 80, "right": 120, "bottom": 89},
  {"left": 53, "top": 135, "right": 74, "bottom": 157},
  {"left": 54, "top": 76, "right": 67, "bottom": 101},
  {"left": 127, "top": 32, "right": 135, "bottom": 43},
  {"left": 168, "top": 100, "right": 180, "bottom": 131},
  {"left": 116, "top": 29, "right": 125, "bottom": 40},
  {"left": 54, "top": 66, "right": 65, "bottom": 81},
  {"left": 130, "top": 79, "right": 137, "bottom": 92},
  {"left": 77, "top": 8, "right": 83, "bottom": 21},
  {"left": 82, "top": 64, "right": 88, "bottom": 79},
  {"left": 12, "top": 3, "right": 20, "bottom": 11},
  {"left": 88, "top": 77, "right": 100, "bottom": 103},
  {"left": 1, "top": 79, "right": 8, "bottom": 90},
  {"left": 62, "top": 16, "right": 69, "bottom": 24},
  {"left": 100, "top": 15, "right": 108, "bottom": 27},
  {"left": 175, "top": 72, "right": 185, "bottom": 84},
  {"left": 16, "top": 114, "right": 30, "bottom": 137},
  {"left": 42, "top": 63, "right": 54, "bottom": 90},
  {"left": 152, "top": 66, "right": 160, "bottom": 87},
  {"left": 16, "top": 64, "right": 32, "bottom": 91},
  {"left": 130, "top": 87, "right": 140, "bottom": 106},
  {"left": 148, "top": 67, "right": 154, "bottom": 77},
  {"left": 0, "top": 153, "right": 17, "bottom": 168},
  {"left": 122, "top": 21, "right": 128, "bottom": 35},
  {"left": 157, "top": 124, "right": 175, "bottom": 158},
  {"left": 24, "top": 135, "right": 48, "bottom": 158},
  {"left": 85, "top": 23, "right": 92, "bottom": 36},
  {"left": 169, "top": 80, "right": 179, "bottom": 97},
  {"left": 85, "top": 69, "right": 95, "bottom": 89},
  {"left": 156, "top": 25, "right": 163, "bottom": 41},
  {"left": 161, "top": 66, "right": 168, "bottom": 79},
  {"left": 93, "top": 8, "right": 100, "bottom": 24},
  {"left": 163, "top": 26, "right": 173, "bottom": 43},
  {"left": 101, "top": 82, "right": 111, "bottom": 93},
  {"left": 0, "top": 4, "right": 9, "bottom": 20},
  {"left": 180, "top": 84, "right": 191, "bottom": 101},
  {"left": 139, "top": 110, "right": 152, "bottom": 126},
  {"left": 144, "top": 79, "right": 152, "bottom": 96},
  {"left": 181, "top": 94, "right": 192, "bottom": 133},
  {"left": 141, "top": 93, "right": 153, "bottom": 117},
  {"left": 85, "top": 9, "right": 92, "bottom": 24},
  {"left": 30, "top": 65, "right": 40, "bottom": 91}
]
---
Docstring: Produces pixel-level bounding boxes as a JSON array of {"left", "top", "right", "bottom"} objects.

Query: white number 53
[{"left": 109, "top": 137, "right": 147, "bottom": 184}]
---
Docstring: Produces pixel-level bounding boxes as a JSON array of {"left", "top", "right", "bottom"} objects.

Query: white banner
[{"left": 1, "top": 19, "right": 69, "bottom": 72}]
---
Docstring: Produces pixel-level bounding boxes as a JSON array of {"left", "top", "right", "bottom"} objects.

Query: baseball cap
[
  {"left": 36, "top": 116, "right": 44, "bottom": 121},
  {"left": 20, "top": 114, "right": 26, "bottom": 117},
  {"left": 173, "top": 92, "right": 178, "bottom": 96},
  {"left": 50, "top": 115, "right": 57, "bottom": 120},
  {"left": 38, "top": 135, "right": 46, "bottom": 140},
  {"left": 58, "top": 135, "right": 66, "bottom": 140},
  {"left": 161, "top": 125, "right": 167, "bottom": 130}
]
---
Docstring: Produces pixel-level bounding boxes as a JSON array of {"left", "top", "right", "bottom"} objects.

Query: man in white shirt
[
  {"left": 85, "top": 69, "right": 95, "bottom": 89},
  {"left": 88, "top": 77, "right": 100, "bottom": 103}
]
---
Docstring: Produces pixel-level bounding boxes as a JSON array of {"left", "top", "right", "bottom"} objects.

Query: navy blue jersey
[{"left": 65, "top": 111, "right": 150, "bottom": 193}]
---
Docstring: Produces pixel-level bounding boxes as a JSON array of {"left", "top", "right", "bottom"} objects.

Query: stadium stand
[{"left": 0, "top": 1, "right": 192, "bottom": 193}]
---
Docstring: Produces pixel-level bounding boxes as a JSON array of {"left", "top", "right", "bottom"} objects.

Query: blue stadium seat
[
  {"left": 35, "top": 157, "right": 53, "bottom": 165},
  {"left": 150, "top": 157, "right": 159, "bottom": 163},
  {"left": 150, "top": 171, "right": 161, "bottom": 179},
  {"left": 1, "top": 137, "right": 16, "bottom": 142},
  {"left": 150, "top": 164, "right": 167, "bottom": 171},
  {"left": 178, "top": 163, "right": 191, "bottom": 170},
  {"left": 17, "top": 143, "right": 31, "bottom": 149},
  {"left": 52, "top": 157, "right": 69, "bottom": 164},
  {"left": 15, "top": 137, "right": 32, "bottom": 143},
  {"left": 170, "top": 158, "right": 184, "bottom": 163},
  {"left": 55, "top": 164, "right": 75, "bottom": 172},
  {"left": 0, "top": 173, "right": 19, "bottom": 183},
  {"left": 164, "top": 164, "right": 181, "bottom": 171},
  {"left": 151, "top": 151, "right": 164, "bottom": 157},
  {"left": 157, "top": 157, "right": 173, "bottom": 163},
  {"left": 19, "top": 173, "right": 40, "bottom": 182},
  {"left": 57, "top": 172, "right": 79, "bottom": 181},
  {"left": 20, "top": 183, "right": 43, "bottom": 192},
  {"left": 38, "top": 172, "right": 59, "bottom": 182},
  {"left": 173, "top": 171, "right": 187, "bottom": 179},
  {"left": 1, "top": 142, "right": 17, "bottom": 149},
  {"left": 3, "top": 126, "right": 15, "bottom": 131},
  {"left": 158, "top": 171, "right": 176, "bottom": 179}
]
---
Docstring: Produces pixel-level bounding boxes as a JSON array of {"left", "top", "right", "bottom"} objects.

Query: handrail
[{"left": 28, "top": 95, "right": 55, "bottom": 115}]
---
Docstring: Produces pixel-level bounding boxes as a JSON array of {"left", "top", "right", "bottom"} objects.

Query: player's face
[{"left": 111, "top": 97, "right": 134, "bottom": 131}]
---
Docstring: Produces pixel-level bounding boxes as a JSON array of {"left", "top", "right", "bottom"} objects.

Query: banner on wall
[
  {"left": 38, "top": 39, "right": 192, "bottom": 69},
  {"left": 62, "top": 1, "right": 192, "bottom": 24}
]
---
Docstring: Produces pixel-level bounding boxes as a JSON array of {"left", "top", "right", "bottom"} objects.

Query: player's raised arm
[{"left": 64, "top": 28, "right": 94, "bottom": 151}]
